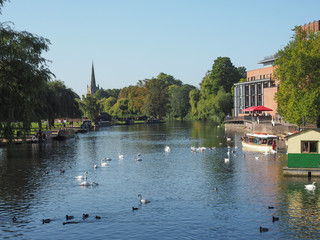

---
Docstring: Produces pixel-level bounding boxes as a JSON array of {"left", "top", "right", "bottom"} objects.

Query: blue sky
[{"left": 1, "top": 0, "right": 320, "bottom": 96}]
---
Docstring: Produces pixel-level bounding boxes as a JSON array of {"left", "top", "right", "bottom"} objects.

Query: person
[
  {"left": 272, "top": 141, "right": 276, "bottom": 150},
  {"left": 271, "top": 118, "right": 275, "bottom": 127},
  {"left": 257, "top": 117, "right": 259, "bottom": 124}
]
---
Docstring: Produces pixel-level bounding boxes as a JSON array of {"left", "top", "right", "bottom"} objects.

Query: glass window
[{"left": 301, "top": 141, "right": 318, "bottom": 153}]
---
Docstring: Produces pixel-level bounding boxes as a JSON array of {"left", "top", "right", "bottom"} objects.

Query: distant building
[
  {"left": 233, "top": 20, "right": 320, "bottom": 119},
  {"left": 87, "top": 63, "right": 99, "bottom": 95},
  {"left": 233, "top": 55, "right": 277, "bottom": 118}
]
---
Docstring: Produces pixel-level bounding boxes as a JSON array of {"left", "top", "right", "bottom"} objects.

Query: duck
[
  {"left": 12, "top": 216, "right": 17, "bottom": 222},
  {"left": 60, "top": 170, "right": 65, "bottom": 174},
  {"left": 268, "top": 206, "right": 274, "bottom": 209},
  {"left": 138, "top": 194, "right": 151, "bottom": 204},
  {"left": 66, "top": 215, "right": 74, "bottom": 220},
  {"left": 132, "top": 207, "right": 139, "bottom": 211},
  {"left": 213, "top": 187, "right": 218, "bottom": 191},
  {"left": 42, "top": 218, "right": 51, "bottom": 224},
  {"left": 164, "top": 145, "right": 171, "bottom": 152},
  {"left": 135, "top": 157, "right": 142, "bottom": 161},
  {"left": 272, "top": 216, "right": 279, "bottom": 222},
  {"left": 82, "top": 214, "right": 89, "bottom": 219},
  {"left": 95, "top": 215, "right": 101, "bottom": 219},
  {"left": 305, "top": 182, "right": 316, "bottom": 191},
  {"left": 75, "top": 172, "right": 88, "bottom": 180},
  {"left": 94, "top": 165, "right": 98, "bottom": 169},
  {"left": 260, "top": 227, "right": 268, "bottom": 232},
  {"left": 119, "top": 153, "right": 124, "bottom": 159}
]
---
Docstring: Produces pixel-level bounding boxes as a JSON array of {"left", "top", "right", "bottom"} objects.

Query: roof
[{"left": 287, "top": 129, "right": 320, "bottom": 139}]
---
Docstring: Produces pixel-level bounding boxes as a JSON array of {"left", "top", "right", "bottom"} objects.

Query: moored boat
[
  {"left": 52, "top": 128, "right": 75, "bottom": 140},
  {"left": 241, "top": 132, "right": 277, "bottom": 152}
]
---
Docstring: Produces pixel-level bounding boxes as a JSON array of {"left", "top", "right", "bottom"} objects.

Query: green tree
[
  {"left": 98, "top": 96, "right": 116, "bottom": 114},
  {"left": 274, "top": 27, "right": 320, "bottom": 126},
  {"left": 77, "top": 95, "right": 101, "bottom": 121},
  {"left": 0, "top": 24, "right": 53, "bottom": 141},
  {"left": 143, "top": 78, "right": 169, "bottom": 119},
  {"left": 169, "top": 84, "right": 195, "bottom": 119},
  {"left": 157, "top": 72, "right": 182, "bottom": 86},
  {"left": 94, "top": 88, "right": 120, "bottom": 100},
  {"left": 200, "top": 57, "right": 243, "bottom": 96},
  {"left": 111, "top": 98, "right": 129, "bottom": 118},
  {"left": 189, "top": 88, "right": 200, "bottom": 118}
]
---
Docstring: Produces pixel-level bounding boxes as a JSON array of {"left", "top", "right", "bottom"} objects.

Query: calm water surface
[{"left": 1, "top": 121, "right": 320, "bottom": 239}]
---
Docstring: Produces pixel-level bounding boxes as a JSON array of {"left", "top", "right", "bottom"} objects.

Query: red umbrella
[
  {"left": 242, "top": 105, "right": 272, "bottom": 112},
  {"left": 242, "top": 106, "right": 257, "bottom": 112},
  {"left": 252, "top": 105, "right": 272, "bottom": 111}
]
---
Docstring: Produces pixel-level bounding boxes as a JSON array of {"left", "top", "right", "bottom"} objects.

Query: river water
[{"left": 0, "top": 121, "right": 320, "bottom": 239}]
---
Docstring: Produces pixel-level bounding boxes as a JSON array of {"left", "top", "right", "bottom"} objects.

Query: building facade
[
  {"left": 233, "top": 55, "right": 277, "bottom": 117},
  {"left": 87, "top": 63, "right": 99, "bottom": 95}
]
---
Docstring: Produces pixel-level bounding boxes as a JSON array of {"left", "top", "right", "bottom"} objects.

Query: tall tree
[
  {"left": 274, "top": 27, "right": 320, "bottom": 126},
  {"left": 77, "top": 95, "right": 101, "bottom": 121},
  {"left": 143, "top": 78, "right": 169, "bottom": 119},
  {"left": 200, "top": 57, "right": 243, "bottom": 96},
  {"left": 169, "top": 84, "right": 195, "bottom": 119},
  {"left": 0, "top": 24, "right": 53, "bottom": 140}
]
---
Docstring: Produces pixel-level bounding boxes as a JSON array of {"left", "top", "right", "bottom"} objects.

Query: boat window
[{"left": 301, "top": 141, "right": 318, "bottom": 153}]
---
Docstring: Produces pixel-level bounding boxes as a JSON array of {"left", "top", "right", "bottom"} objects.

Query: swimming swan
[
  {"left": 75, "top": 171, "right": 88, "bottom": 180},
  {"left": 101, "top": 159, "right": 109, "bottom": 167},
  {"left": 138, "top": 194, "right": 151, "bottom": 204},
  {"left": 119, "top": 153, "right": 124, "bottom": 159},
  {"left": 305, "top": 182, "right": 316, "bottom": 191},
  {"left": 164, "top": 145, "right": 171, "bottom": 152}
]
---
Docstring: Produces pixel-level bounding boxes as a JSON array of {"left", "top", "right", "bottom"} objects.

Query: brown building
[{"left": 233, "top": 20, "right": 319, "bottom": 119}]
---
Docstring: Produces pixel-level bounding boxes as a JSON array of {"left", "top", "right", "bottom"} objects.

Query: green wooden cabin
[{"left": 287, "top": 129, "right": 320, "bottom": 168}]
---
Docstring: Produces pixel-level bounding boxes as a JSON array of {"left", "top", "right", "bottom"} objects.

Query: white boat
[{"left": 241, "top": 133, "right": 277, "bottom": 152}]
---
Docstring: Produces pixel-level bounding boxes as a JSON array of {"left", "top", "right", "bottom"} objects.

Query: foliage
[
  {"left": 189, "top": 88, "right": 200, "bottom": 118},
  {"left": 98, "top": 96, "right": 116, "bottom": 114},
  {"left": 0, "top": 23, "right": 53, "bottom": 140},
  {"left": 169, "top": 84, "right": 196, "bottom": 119},
  {"left": 195, "top": 57, "right": 243, "bottom": 123},
  {"left": 142, "top": 78, "right": 169, "bottom": 119},
  {"left": 93, "top": 88, "right": 120, "bottom": 100},
  {"left": 200, "top": 57, "right": 243, "bottom": 96},
  {"left": 111, "top": 98, "right": 129, "bottom": 118},
  {"left": 77, "top": 95, "right": 101, "bottom": 121},
  {"left": 274, "top": 27, "right": 320, "bottom": 126}
]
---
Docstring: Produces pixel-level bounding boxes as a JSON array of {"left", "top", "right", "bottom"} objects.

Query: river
[{"left": 0, "top": 121, "right": 319, "bottom": 239}]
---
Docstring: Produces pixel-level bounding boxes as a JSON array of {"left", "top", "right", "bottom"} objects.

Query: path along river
[{"left": 0, "top": 121, "right": 320, "bottom": 239}]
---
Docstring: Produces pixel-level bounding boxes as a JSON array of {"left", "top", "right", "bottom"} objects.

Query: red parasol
[{"left": 242, "top": 105, "right": 273, "bottom": 112}]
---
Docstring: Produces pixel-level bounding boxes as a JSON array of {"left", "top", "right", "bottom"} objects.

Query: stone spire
[
  {"left": 87, "top": 62, "right": 99, "bottom": 95},
  {"left": 91, "top": 62, "right": 96, "bottom": 89}
]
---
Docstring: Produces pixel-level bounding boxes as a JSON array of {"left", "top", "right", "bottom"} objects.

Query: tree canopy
[{"left": 274, "top": 27, "right": 320, "bottom": 126}]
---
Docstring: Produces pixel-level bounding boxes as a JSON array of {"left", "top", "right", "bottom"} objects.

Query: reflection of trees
[{"left": 284, "top": 180, "right": 320, "bottom": 238}]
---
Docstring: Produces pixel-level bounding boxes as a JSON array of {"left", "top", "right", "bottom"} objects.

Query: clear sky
[{"left": 1, "top": 0, "right": 320, "bottom": 96}]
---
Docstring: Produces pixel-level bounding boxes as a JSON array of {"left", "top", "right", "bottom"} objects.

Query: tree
[
  {"left": 274, "top": 27, "right": 320, "bottom": 126},
  {"left": 94, "top": 88, "right": 120, "bottom": 100},
  {"left": 189, "top": 88, "right": 200, "bottom": 118},
  {"left": 200, "top": 57, "right": 243, "bottom": 96},
  {"left": 98, "top": 96, "right": 116, "bottom": 114},
  {"left": 111, "top": 98, "right": 129, "bottom": 118},
  {"left": 169, "top": 84, "right": 195, "bottom": 119},
  {"left": 77, "top": 95, "right": 101, "bottom": 121},
  {"left": 0, "top": 23, "right": 53, "bottom": 141},
  {"left": 143, "top": 78, "right": 169, "bottom": 119}
]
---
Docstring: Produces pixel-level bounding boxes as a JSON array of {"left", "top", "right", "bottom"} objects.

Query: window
[{"left": 301, "top": 141, "right": 318, "bottom": 153}]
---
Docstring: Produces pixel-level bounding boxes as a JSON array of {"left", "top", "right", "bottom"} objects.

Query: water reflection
[{"left": 0, "top": 121, "right": 320, "bottom": 239}]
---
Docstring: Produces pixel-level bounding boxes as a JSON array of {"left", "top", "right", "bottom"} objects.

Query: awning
[{"left": 242, "top": 105, "right": 273, "bottom": 112}]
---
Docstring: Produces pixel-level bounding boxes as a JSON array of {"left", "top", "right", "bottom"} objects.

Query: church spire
[
  {"left": 87, "top": 62, "right": 99, "bottom": 95},
  {"left": 91, "top": 62, "right": 96, "bottom": 89}
]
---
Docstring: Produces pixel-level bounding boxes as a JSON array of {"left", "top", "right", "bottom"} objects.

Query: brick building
[{"left": 233, "top": 20, "right": 319, "bottom": 119}]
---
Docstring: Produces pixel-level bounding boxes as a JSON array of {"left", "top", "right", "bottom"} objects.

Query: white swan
[
  {"left": 80, "top": 176, "right": 99, "bottom": 186},
  {"left": 227, "top": 137, "right": 231, "bottom": 141},
  {"left": 119, "top": 153, "right": 124, "bottom": 159},
  {"left": 138, "top": 194, "right": 151, "bottom": 204},
  {"left": 75, "top": 171, "right": 88, "bottom": 180},
  {"left": 224, "top": 157, "right": 230, "bottom": 163},
  {"left": 305, "top": 182, "right": 316, "bottom": 191},
  {"left": 164, "top": 145, "right": 171, "bottom": 152},
  {"left": 101, "top": 161, "right": 108, "bottom": 167}
]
